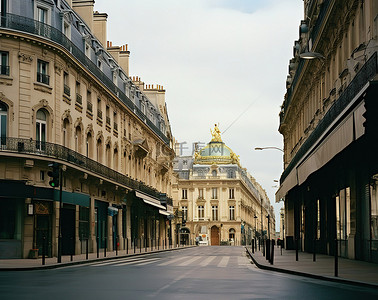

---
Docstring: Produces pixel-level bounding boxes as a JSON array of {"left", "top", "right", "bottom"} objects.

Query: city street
[{"left": 1, "top": 246, "right": 377, "bottom": 299}]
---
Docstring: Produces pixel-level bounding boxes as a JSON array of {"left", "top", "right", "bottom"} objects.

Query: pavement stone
[{"left": 246, "top": 245, "right": 378, "bottom": 288}]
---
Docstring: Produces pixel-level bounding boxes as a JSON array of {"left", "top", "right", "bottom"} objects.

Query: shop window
[
  {"left": 79, "top": 207, "right": 89, "bottom": 240},
  {"left": 370, "top": 178, "right": 378, "bottom": 250}
]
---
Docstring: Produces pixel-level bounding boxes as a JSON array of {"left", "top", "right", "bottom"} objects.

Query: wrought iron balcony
[
  {"left": 106, "top": 116, "right": 111, "bottom": 125},
  {"left": 0, "top": 65, "right": 9, "bottom": 76},
  {"left": 0, "top": 13, "right": 169, "bottom": 145},
  {"left": 87, "top": 101, "right": 93, "bottom": 112},
  {"left": 37, "top": 72, "right": 50, "bottom": 85},
  {"left": 64, "top": 84, "right": 70, "bottom": 96},
  {"left": 97, "top": 109, "right": 102, "bottom": 119},
  {"left": 0, "top": 137, "right": 167, "bottom": 201},
  {"left": 76, "top": 93, "right": 82, "bottom": 105}
]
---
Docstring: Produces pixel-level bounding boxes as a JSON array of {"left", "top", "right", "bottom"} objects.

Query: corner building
[
  {"left": 0, "top": 0, "right": 175, "bottom": 258},
  {"left": 173, "top": 126, "right": 274, "bottom": 246},
  {"left": 277, "top": 0, "right": 378, "bottom": 263}
]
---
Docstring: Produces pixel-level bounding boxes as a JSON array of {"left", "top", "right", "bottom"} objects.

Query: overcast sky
[{"left": 93, "top": 0, "right": 303, "bottom": 231}]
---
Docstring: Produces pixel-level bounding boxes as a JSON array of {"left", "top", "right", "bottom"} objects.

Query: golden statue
[{"left": 210, "top": 124, "right": 222, "bottom": 142}]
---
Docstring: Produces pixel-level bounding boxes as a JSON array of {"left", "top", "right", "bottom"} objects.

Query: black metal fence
[{"left": 1, "top": 137, "right": 172, "bottom": 205}]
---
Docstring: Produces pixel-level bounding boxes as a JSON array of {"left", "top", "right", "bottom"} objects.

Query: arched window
[
  {"left": 105, "top": 143, "right": 111, "bottom": 167},
  {"left": 212, "top": 170, "right": 217, "bottom": 177},
  {"left": 86, "top": 132, "right": 93, "bottom": 158},
  {"left": 75, "top": 126, "right": 82, "bottom": 153},
  {"left": 0, "top": 102, "right": 7, "bottom": 145},
  {"left": 97, "top": 138, "right": 103, "bottom": 163},
  {"left": 36, "top": 109, "right": 47, "bottom": 150},
  {"left": 62, "top": 118, "right": 70, "bottom": 147},
  {"left": 229, "top": 228, "right": 235, "bottom": 241},
  {"left": 113, "top": 148, "right": 118, "bottom": 171}
]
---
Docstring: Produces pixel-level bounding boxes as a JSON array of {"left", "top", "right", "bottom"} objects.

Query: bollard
[
  {"left": 158, "top": 238, "right": 159, "bottom": 250},
  {"left": 270, "top": 240, "right": 274, "bottom": 265},
  {"left": 71, "top": 237, "right": 73, "bottom": 261},
  {"left": 258, "top": 237, "right": 261, "bottom": 251},
  {"left": 97, "top": 236, "right": 99, "bottom": 258},
  {"left": 86, "top": 238, "right": 89, "bottom": 260},
  {"left": 126, "top": 238, "right": 129, "bottom": 254},
  {"left": 295, "top": 238, "right": 299, "bottom": 261},
  {"left": 266, "top": 240, "right": 270, "bottom": 261},
  {"left": 313, "top": 238, "right": 316, "bottom": 262},
  {"left": 252, "top": 239, "right": 255, "bottom": 254},
  {"left": 334, "top": 239, "right": 338, "bottom": 277},
  {"left": 262, "top": 239, "right": 265, "bottom": 257},
  {"left": 280, "top": 241, "right": 283, "bottom": 255},
  {"left": 42, "top": 236, "right": 46, "bottom": 265},
  {"left": 124, "top": 237, "right": 126, "bottom": 253},
  {"left": 145, "top": 238, "right": 147, "bottom": 253},
  {"left": 140, "top": 238, "right": 142, "bottom": 253},
  {"left": 134, "top": 238, "right": 136, "bottom": 254},
  {"left": 104, "top": 237, "right": 107, "bottom": 257}
]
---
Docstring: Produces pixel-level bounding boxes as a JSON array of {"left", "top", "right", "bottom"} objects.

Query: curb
[
  {"left": 0, "top": 246, "right": 196, "bottom": 271},
  {"left": 245, "top": 247, "right": 378, "bottom": 289}
]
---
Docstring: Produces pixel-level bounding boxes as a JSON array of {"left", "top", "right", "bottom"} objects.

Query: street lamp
[
  {"left": 254, "top": 147, "right": 284, "bottom": 152},
  {"left": 299, "top": 51, "right": 325, "bottom": 60}
]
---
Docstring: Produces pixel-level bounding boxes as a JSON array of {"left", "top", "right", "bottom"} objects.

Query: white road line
[
  {"left": 177, "top": 256, "right": 203, "bottom": 266},
  {"left": 157, "top": 256, "right": 189, "bottom": 266},
  {"left": 199, "top": 256, "right": 216, "bottom": 267},
  {"left": 135, "top": 258, "right": 161, "bottom": 266},
  {"left": 217, "top": 256, "right": 229, "bottom": 267},
  {"left": 238, "top": 256, "right": 248, "bottom": 266},
  {"left": 90, "top": 255, "right": 154, "bottom": 267},
  {"left": 115, "top": 257, "right": 159, "bottom": 266}
]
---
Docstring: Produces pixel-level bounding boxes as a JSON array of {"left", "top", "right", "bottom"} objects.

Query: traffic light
[{"left": 47, "top": 162, "right": 60, "bottom": 188}]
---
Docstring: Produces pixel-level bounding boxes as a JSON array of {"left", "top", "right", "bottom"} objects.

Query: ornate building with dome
[{"left": 172, "top": 125, "right": 275, "bottom": 246}]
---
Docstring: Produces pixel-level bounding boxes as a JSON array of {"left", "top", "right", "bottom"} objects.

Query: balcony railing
[
  {"left": 114, "top": 122, "right": 118, "bottom": 131},
  {"left": 87, "top": 101, "right": 92, "bottom": 112},
  {"left": 0, "top": 65, "right": 10, "bottom": 76},
  {"left": 64, "top": 84, "right": 70, "bottom": 96},
  {"left": 106, "top": 116, "right": 111, "bottom": 125},
  {"left": 0, "top": 137, "right": 170, "bottom": 202},
  {"left": 37, "top": 72, "right": 50, "bottom": 85},
  {"left": 0, "top": 13, "right": 169, "bottom": 145},
  {"left": 97, "top": 109, "right": 102, "bottom": 119},
  {"left": 281, "top": 52, "right": 378, "bottom": 183},
  {"left": 76, "top": 93, "right": 82, "bottom": 105}
]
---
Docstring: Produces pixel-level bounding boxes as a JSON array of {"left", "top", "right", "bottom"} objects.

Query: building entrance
[{"left": 211, "top": 225, "right": 219, "bottom": 245}]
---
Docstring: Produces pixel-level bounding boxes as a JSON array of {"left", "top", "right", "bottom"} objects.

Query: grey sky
[{"left": 93, "top": 0, "right": 303, "bottom": 231}]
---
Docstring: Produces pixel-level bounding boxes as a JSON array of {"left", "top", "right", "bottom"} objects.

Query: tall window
[
  {"left": 182, "top": 189, "right": 187, "bottom": 199},
  {"left": 229, "top": 188, "right": 235, "bottom": 199},
  {"left": 86, "top": 132, "right": 92, "bottom": 158},
  {"left": 0, "top": 102, "right": 7, "bottom": 145},
  {"left": 229, "top": 206, "right": 235, "bottom": 220},
  {"left": 0, "top": 51, "right": 9, "bottom": 76},
  {"left": 198, "top": 205, "right": 204, "bottom": 220},
  {"left": 370, "top": 176, "right": 378, "bottom": 247},
  {"left": 182, "top": 206, "right": 187, "bottom": 221},
  {"left": 97, "top": 138, "right": 103, "bottom": 163},
  {"left": 212, "top": 188, "right": 218, "bottom": 199},
  {"left": 63, "top": 72, "right": 70, "bottom": 96},
  {"left": 75, "top": 126, "right": 82, "bottom": 153},
  {"left": 36, "top": 109, "right": 47, "bottom": 150},
  {"left": 336, "top": 187, "right": 350, "bottom": 241},
  {"left": 37, "top": 60, "right": 49, "bottom": 85},
  {"left": 62, "top": 118, "right": 70, "bottom": 147},
  {"left": 37, "top": 7, "right": 47, "bottom": 23},
  {"left": 229, "top": 228, "right": 235, "bottom": 241},
  {"left": 198, "top": 188, "right": 204, "bottom": 199},
  {"left": 212, "top": 206, "right": 218, "bottom": 221}
]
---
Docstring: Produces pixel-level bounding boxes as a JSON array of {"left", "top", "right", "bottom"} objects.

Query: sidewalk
[
  {"left": 0, "top": 245, "right": 195, "bottom": 271},
  {"left": 246, "top": 245, "right": 378, "bottom": 288}
]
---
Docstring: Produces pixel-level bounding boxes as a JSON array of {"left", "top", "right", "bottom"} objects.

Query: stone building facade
[
  {"left": 277, "top": 0, "right": 378, "bottom": 263},
  {"left": 0, "top": 0, "right": 175, "bottom": 259},
  {"left": 172, "top": 126, "right": 275, "bottom": 246}
]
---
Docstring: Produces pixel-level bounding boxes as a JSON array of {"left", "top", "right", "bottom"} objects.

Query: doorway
[
  {"left": 211, "top": 225, "right": 220, "bottom": 245},
  {"left": 61, "top": 205, "right": 75, "bottom": 255}
]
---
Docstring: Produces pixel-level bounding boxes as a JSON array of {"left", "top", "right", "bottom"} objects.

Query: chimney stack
[
  {"left": 72, "top": 0, "right": 95, "bottom": 31},
  {"left": 93, "top": 11, "right": 108, "bottom": 46}
]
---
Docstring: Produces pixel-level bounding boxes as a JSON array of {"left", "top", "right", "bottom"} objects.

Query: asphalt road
[{"left": 1, "top": 246, "right": 377, "bottom": 299}]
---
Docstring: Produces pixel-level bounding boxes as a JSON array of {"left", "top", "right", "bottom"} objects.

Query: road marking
[
  {"left": 134, "top": 258, "right": 161, "bottom": 266},
  {"left": 90, "top": 255, "right": 154, "bottom": 267},
  {"left": 157, "top": 256, "right": 189, "bottom": 266},
  {"left": 217, "top": 256, "right": 229, "bottom": 267},
  {"left": 114, "top": 258, "right": 160, "bottom": 266},
  {"left": 177, "top": 256, "right": 203, "bottom": 266},
  {"left": 199, "top": 256, "right": 216, "bottom": 266}
]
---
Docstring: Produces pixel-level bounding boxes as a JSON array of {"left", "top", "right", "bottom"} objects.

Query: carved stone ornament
[{"left": 18, "top": 52, "right": 33, "bottom": 63}]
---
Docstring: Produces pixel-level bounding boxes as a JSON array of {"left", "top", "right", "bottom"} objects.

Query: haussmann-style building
[
  {"left": 0, "top": 0, "right": 176, "bottom": 259},
  {"left": 172, "top": 125, "right": 275, "bottom": 246},
  {"left": 277, "top": 0, "right": 378, "bottom": 263}
]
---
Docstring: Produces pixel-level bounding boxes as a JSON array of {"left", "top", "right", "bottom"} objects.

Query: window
[
  {"left": 212, "top": 188, "right": 218, "bottom": 199},
  {"left": 76, "top": 82, "right": 82, "bottom": 104},
  {"left": 37, "top": 6, "right": 48, "bottom": 23},
  {"left": 106, "top": 106, "right": 110, "bottom": 125},
  {"left": 182, "top": 189, "right": 187, "bottom": 199},
  {"left": 229, "top": 206, "right": 235, "bottom": 220},
  {"left": 37, "top": 60, "right": 49, "bottom": 85},
  {"left": 36, "top": 109, "right": 47, "bottom": 150},
  {"left": 0, "top": 102, "right": 7, "bottom": 145},
  {"left": 0, "top": 51, "right": 9, "bottom": 76},
  {"left": 63, "top": 72, "right": 70, "bottom": 96},
  {"left": 79, "top": 207, "right": 89, "bottom": 240},
  {"left": 86, "top": 132, "right": 92, "bottom": 158},
  {"left": 212, "top": 206, "right": 218, "bottom": 221},
  {"left": 182, "top": 206, "right": 187, "bottom": 221},
  {"left": 85, "top": 43, "right": 91, "bottom": 58},
  {"left": 97, "top": 98, "right": 102, "bottom": 119},
  {"left": 113, "top": 112, "right": 118, "bottom": 131},
  {"left": 371, "top": 176, "right": 378, "bottom": 246},
  {"left": 198, "top": 205, "right": 204, "bottom": 220},
  {"left": 198, "top": 188, "right": 204, "bottom": 199},
  {"left": 229, "top": 188, "right": 235, "bottom": 199},
  {"left": 63, "top": 21, "right": 71, "bottom": 39},
  {"left": 97, "top": 59, "right": 102, "bottom": 70},
  {"left": 212, "top": 170, "right": 217, "bottom": 177},
  {"left": 336, "top": 187, "right": 350, "bottom": 241}
]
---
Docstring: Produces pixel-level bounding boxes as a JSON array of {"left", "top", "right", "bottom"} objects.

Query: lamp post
[{"left": 254, "top": 147, "right": 283, "bottom": 152}]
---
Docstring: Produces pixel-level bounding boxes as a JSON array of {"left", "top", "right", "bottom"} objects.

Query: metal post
[
  {"left": 134, "top": 238, "right": 136, "bottom": 254},
  {"left": 145, "top": 238, "right": 147, "bottom": 252},
  {"left": 266, "top": 239, "right": 270, "bottom": 261},
  {"left": 70, "top": 237, "right": 73, "bottom": 261},
  {"left": 58, "top": 168, "right": 63, "bottom": 263},
  {"left": 334, "top": 239, "right": 338, "bottom": 277},
  {"left": 295, "top": 238, "right": 298, "bottom": 261},
  {"left": 270, "top": 240, "right": 274, "bottom": 265},
  {"left": 252, "top": 238, "right": 254, "bottom": 253},
  {"left": 281, "top": 240, "right": 283, "bottom": 255},
  {"left": 116, "top": 236, "right": 118, "bottom": 256},
  {"left": 140, "top": 238, "right": 142, "bottom": 253},
  {"left": 262, "top": 238, "right": 265, "bottom": 256},
  {"left": 126, "top": 238, "right": 129, "bottom": 254},
  {"left": 313, "top": 237, "right": 316, "bottom": 262},
  {"left": 104, "top": 237, "right": 107, "bottom": 257},
  {"left": 97, "top": 235, "right": 99, "bottom": 258},
  {"left": 158, "top": 238, "right": 159, "bottom": 250},
  {"left": 258, "top": 237, "right": 260, "bottom": 251},
  {"left": 86, "top": 238, "right": 88, "bottom": 260},
  {"left": 42, "top": 236, "right": 46, "bottom": 265}
]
